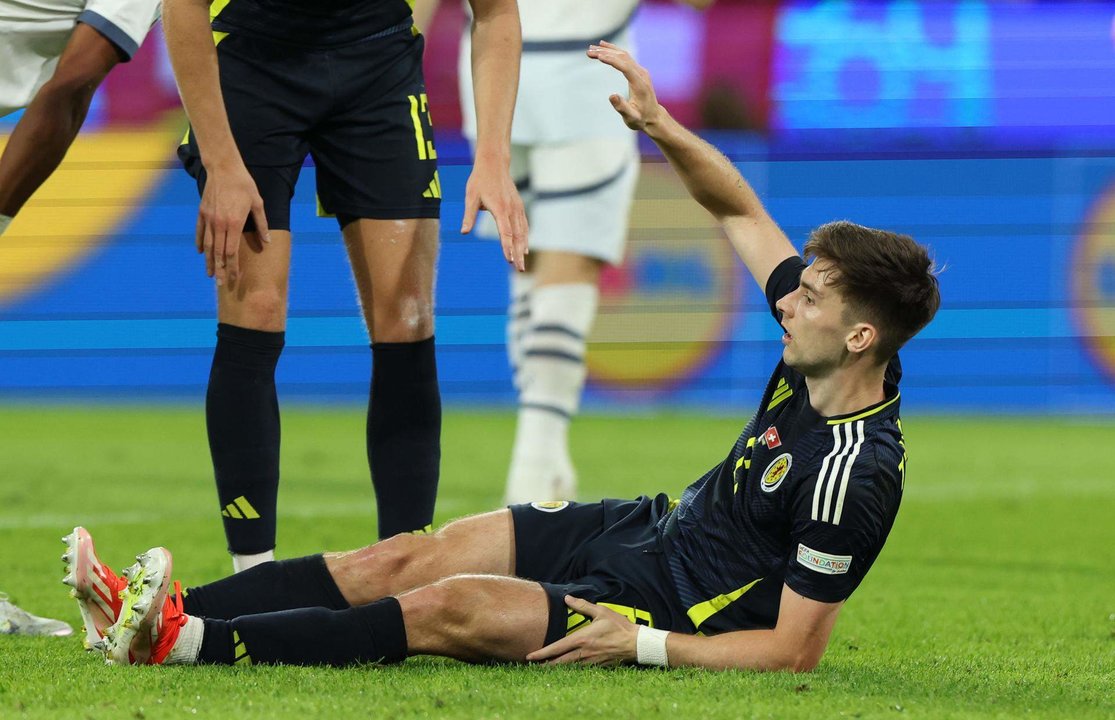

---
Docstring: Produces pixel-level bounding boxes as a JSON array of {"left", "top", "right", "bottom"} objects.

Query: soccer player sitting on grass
[{"left": 62, "top": 42, "right": 940, "bottom": 671}]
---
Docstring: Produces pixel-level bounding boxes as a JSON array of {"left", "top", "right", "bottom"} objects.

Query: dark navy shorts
[
  {"left": 510, "top": 494, "right": 695, "bottom": 646},
  {"left": 178, "top": 25, "right": 441, "bottom": 232}
]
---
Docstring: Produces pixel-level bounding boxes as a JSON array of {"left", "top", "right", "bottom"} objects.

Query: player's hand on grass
[
  {"left": 587, "top": 40, "right": 663, "bottom": 133},
  {"left": 460, "top": 153, "right": 528, "bottom": 272},
  {"left": 525, "top": 596, "right": 638, "bottom": 667},
  {"left": 196, "top": 159, "right": 270, "bottom": 287}
]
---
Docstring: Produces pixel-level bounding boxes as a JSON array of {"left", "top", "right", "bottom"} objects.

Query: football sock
[
  {"left": 165, "top": 615, "right": 204, "bottom": 665},
  {"left": 197, "top": 597, "right": 407, "bottom": 666},
  {"left": 506, "top": 271, "right": 535, "bottom": 390},
  {"left": 506, "top": 283, "right": 597, "bottom": 503},
  {"left": 368, "top": 337, "right": 441, "bottom": 538},
  {"left": 232, "top": 550, "right": 274, "bottom": 573},
  {"left": 181, "top": 554, "right": 348, "bottom": 619},
  {"left": 206, "top": 323, "right": 284, "bottom": 559}
]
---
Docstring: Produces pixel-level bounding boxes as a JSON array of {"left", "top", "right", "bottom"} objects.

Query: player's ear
[{"left": 845, "top": 323, "right": 877, "bottom": 355}]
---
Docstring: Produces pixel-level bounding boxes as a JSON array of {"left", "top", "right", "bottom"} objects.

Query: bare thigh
[
  {"left": 216, "top": 230, "right": 292, "bottom": 331},
  {"left": 343, "top": 218, "right": 439, "bottom": 342},
  {"left": 324, "top": 508, "right": 515, "bottom": 606}
]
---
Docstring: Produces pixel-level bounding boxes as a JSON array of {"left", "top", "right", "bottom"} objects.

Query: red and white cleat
[
  {"left": 61, "top": 526, "right": 127, "bottom": 650},
  {"left": 102, "top": 547, "right": 186, "bottom": 665}
]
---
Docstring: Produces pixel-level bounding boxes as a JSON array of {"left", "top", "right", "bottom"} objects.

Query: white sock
[
  {"left": 0, "top": 214, "right": 12, "bottom": 236},
  {"left": 506, "top": 283, "right": 598, "bottom": 503},
  {"left": 507, "top": 271, "right": 535, "bottom": 390},
  {"left": 165, "top": 614, "right": 204, "bottom": 665},
  {"left": 232, "top": 550, "right": 274, "bottom": 574}
]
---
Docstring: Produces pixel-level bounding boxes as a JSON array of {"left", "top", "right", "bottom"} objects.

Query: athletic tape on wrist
[
  {"left": 0, "top": 214, "right": 11, "bottom": 236},
  {"left": 636, "top": 625, "right": 669, "bottom": 667}
]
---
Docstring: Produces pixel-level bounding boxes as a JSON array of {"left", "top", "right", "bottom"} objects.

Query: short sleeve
[
  {"left": 764, "top": 256, "right": 805, "bottom": 321},
  {"left": 78, "top": 0, "right": 161, "bottom": 60},
  {"left": 785, "top": 436, "right": 902, "bottom": 603}
]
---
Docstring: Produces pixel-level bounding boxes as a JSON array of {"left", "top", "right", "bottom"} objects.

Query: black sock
[
  {"left": 197, "top": 597, "right": 408, "bottom": 666},
  {"left": 368, "top": 337, "right": 441, "bottom": 538},
  {"left": 206, "top": 323, "right": 284, "bottom": 555},
  {"left": 181, "top": 554, "right": 348, "bottom": 619}
]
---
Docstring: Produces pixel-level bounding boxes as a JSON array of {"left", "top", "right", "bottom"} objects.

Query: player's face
[{"left": 775, "top": 261, "right": 856, "bottom": 376}]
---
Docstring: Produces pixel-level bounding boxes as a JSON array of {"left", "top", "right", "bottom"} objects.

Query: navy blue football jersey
[
  {"left": 210, "top": 0, "right": 415, "bottom": 48},
  {"left": 660, "top": 256, "right": 907, "bottom": 635}
]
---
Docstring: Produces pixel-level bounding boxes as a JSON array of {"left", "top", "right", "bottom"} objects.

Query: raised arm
[
  {"left": 0, "top": 25, "right": 121, "bottom": 229},
  {"left": 587, "top": 41, "right": 796, "bottom": 292},
  {"left": 461, "top": 0, "right": 528, "bottom": 270},
  {"left": 163, "top": 0, "right": 269, "bottom": 286}
]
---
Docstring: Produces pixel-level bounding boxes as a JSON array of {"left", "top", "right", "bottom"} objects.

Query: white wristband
[
  {"left": 636, "top": 625, "right": 670, "bottom": 667},
  {"left": 0, "top": 214, "right": 11, "bottom": 236}
]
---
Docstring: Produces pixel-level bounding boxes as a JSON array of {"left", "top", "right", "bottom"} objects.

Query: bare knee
[
  {"left": 222, "top": 286, "right": 287, "bottom": 330},
  {"left": 326, "top": 533, "right": 440, "bottom": 605},
  {"left": 372, "top": 293, "right": 434, "bottom": 342},
  {"left": 405, "top": 578, "right": 491, "bottom": 649}
]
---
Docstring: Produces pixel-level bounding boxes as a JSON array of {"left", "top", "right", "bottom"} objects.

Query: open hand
[
  {"left": 460, "top": 154, "right": 528, "bottom": 272},
  {"left": 196, "top": 160, "right": 270, "bottom": 286},
  {"left": 525, "top": 596, "right": 639, "bottom": 666},
  {"left": 587, "top": 40, "right": 662, "bottom": 132}
]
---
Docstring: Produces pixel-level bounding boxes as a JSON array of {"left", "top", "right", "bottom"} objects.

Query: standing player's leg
[
  {"left": 343, "top": 217, "right": 441, "bottom": 538},
  {"left": 306, "top": 27, "right": 443, "bottom": 539},
  {"left": 176, "top": 26, "right": 320, "bottom": 572},
  {"left": 501, "top": 146, "right": 533, "bottom": 392},
  {"left": 206, "top": 228, "right": 292, "bottom": 570},
  {"left": 505, "top": 138, "right": 639, "bottom": 503}
]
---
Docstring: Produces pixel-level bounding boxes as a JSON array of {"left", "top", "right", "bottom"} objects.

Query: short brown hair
[{"left": 804, "top": 220, "right": 940, "bottom": 360}]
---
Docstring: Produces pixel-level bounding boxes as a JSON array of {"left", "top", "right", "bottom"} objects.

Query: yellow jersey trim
[
  {"left": 827, "top": 393, "right": 900, "bottom": 425},
  {"left": 686, "top": 577, "right": 762, "bottom": 630}
]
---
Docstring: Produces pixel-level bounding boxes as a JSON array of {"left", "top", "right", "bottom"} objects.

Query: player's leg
[
  {"left": 308, "top": 28, "right": 442, "bottom": 539},
  {"left": 113, "top": 565, "right": 552, "bottom": 666},
  {"left": 342, "top": 216, "right": 441, "bottom": 538},
  {"left": 97, "top": 510, "right": 538, "bottom": 666},
  {"left": 498, "top": 146, "right": 533, "bottom": 389},
  {"left": 175, "top": 508, "right": 513, "bottom": 621},
  {"left": 205, "top": 224, "right": 291, "bottom": 570},
  {"left": 505, "top": 138, "right": 639, "bottom": 503},
  {"left": 190, "top": 574, "right": 549, "bottom": 667},
  {"left": 177, "top": 30, "right": 320, "bottom": 572}
]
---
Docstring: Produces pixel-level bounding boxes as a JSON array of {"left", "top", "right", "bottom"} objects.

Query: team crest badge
[
  {"left": 760, "top": 453, "right": 792, "bottom": 493},
  {"left": 530, "top": 501, "right": 569, "bottom": 513}
]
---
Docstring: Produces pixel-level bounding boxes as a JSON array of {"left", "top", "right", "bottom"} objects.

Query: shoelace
[{"left": 150, "top": 581, "right": 188, "bottom": 663}]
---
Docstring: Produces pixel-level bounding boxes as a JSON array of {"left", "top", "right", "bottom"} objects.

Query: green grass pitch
[{"left": 0, "top": 406, "right": 1111, "bottom": 719}]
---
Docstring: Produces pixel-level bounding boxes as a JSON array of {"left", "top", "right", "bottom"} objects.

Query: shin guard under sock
[
  {"left": 197, "top": 597, "right": 407, "bottom": 666},
  {"left": 368, "top": 337, "right": 441, "bottom": 538},
  {"left": 181, "top": 554, "right": 348, "bottom": 619},
  {"left": 207, "top": 323, "right": 284, "bottom": 555}
]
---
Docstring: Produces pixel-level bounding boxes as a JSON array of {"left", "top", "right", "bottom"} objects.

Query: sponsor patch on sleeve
[{"left": 796, "top": 543, "right": 852, "bottom": 575}]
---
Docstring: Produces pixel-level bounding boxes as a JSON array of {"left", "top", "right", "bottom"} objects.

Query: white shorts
[
  {"left": 477, "top": 136, "right": 639, "bottom": 266},
  {"left": 0, "top": 0, "right": 160, "bottom": 117}
]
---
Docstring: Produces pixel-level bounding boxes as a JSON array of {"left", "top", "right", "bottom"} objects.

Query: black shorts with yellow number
[
  {"left": 177, "top": 23, "right": 441, "bottom": 231},
  {"left": 510, "top": 494, "right": 695, "bottom": 646}
]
